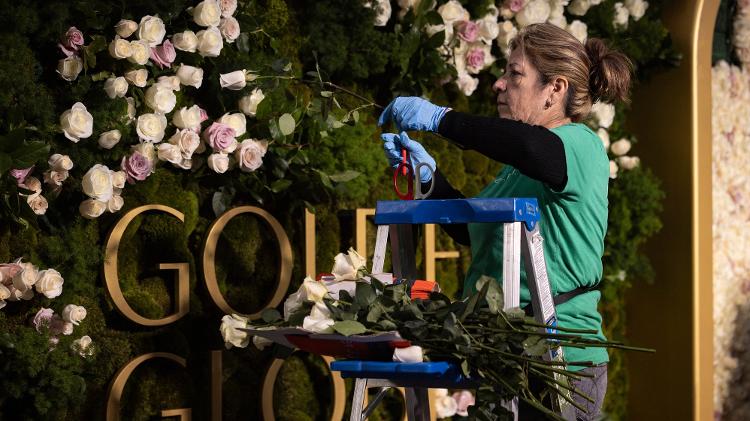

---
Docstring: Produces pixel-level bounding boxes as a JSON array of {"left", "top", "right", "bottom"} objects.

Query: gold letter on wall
[
  {"left": 202, "top": 206, "right": 292, "bottom": 320},
  {"left": 104, "top": 205, "right": 189, "bottom": 326}
]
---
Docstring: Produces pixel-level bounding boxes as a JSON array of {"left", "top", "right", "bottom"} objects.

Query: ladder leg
[
  {"left": 371, "top": 225, "right": 390, "bottom": 275},
  {"left": 351, "top": 378, "right": 368, "bottom": 421},
  {"left": 389, "top": 224, "right": 418, "bottom": 284},
  {"left": 404, "top": 387, "right": 430, "bottom": 421}
]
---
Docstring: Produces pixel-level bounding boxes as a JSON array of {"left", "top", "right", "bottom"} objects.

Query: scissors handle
[
  {"left": 413, "top": 162, "right": 435, "bottom": 200},
  {"left": 393, "top": 161, "right": 414, "bottom": 200}
]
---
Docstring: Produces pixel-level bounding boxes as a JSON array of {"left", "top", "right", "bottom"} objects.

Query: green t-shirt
[{"left": 463, "top": 123, "right": 609, "bottom": 370}]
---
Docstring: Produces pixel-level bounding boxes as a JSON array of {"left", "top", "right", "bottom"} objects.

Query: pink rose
[
  {"left": 466, "top": 47, "right": 485, "bottom": 71},
  {"left": 0, "top": 263, "right": 23, "bottom": 281},
  {"left": 456, "top": 21, "right": 479, "bottom": 43},
  {"left": 49, "top": 315, "right": 68, "bottom": 336},
  {"left": 33, "top": 308, "right": 55, "bottom": 333},
  {"left": 203, "top": 122, "right": 237, "bottom": 153},
  {"left": 199, "top": 107, "right": 209, "bottom": 122},
  {"left": 59, "top": 27, "right": 84, "bottom": 57},
  {"left": 452, "top": 390, "right": 475, "bottom": 417},
  {"left": 235, "top": 139, "right": 268, "bottom": 172},
  {"left": 506, "top": 0, "right": 526, "bottom": 13},
  {"left": 219, "top": 0, "right": 238, "bottom": 17},
  {"left": 150, "top": 40, "right": 176, "bottom": 69},
  {"left": 9, "top": 166, "right": 34, "bottom": 187},
  {"left": 219, "top": 17, "right": 240, "bottom": 43},
  {"left": 121, "top": 151, "right": 154, "bottom": 183}
]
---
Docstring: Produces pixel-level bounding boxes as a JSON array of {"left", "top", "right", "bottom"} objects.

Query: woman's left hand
[
  {"left": 378, "top": 96, "right": 449, "bottom": 133},
  {"left": 381, "top": 131, "right": 436, "bottom": 183}
]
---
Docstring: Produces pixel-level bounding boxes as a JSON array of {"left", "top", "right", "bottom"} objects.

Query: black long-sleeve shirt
[{"left": 426, "top": 111, "right": 568, "bottom": 245}]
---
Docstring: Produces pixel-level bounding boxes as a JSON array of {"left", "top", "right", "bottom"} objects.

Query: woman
[{"left": 378, "top": 23, "right": 632, "bottom": 419}]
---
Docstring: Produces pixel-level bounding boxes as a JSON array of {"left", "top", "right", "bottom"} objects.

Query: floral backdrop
[{"left": 0, "top": 0, "right": 674, "bottom": 419}]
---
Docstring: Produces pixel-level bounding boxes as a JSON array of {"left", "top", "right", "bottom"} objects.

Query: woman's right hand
[
  {"left": 381, "top": 131, "right": 436, "bottom": 183},
  {"left": 378, "top": 97, "right": 449, "bottom": 133}
]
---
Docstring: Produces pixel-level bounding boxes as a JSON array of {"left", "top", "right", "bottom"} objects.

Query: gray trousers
[{"left": 569, "top": 363, "right": 608, "bottom": 420}]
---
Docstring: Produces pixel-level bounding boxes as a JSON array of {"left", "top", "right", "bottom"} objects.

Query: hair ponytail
[{"left": 586, "top": 38, "right": 633, "bottom": 104}]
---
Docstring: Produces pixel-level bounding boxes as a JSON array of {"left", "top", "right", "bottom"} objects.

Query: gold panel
[
  {"left": 305, "top": 208, "right": 316, "bottom": 276},
  {"left": 423, "top": 223, "right": 460, "bottom": 281},
  {"left": 202, "top": 206, "right": 293, "bottom": 320},
  {"left": 161, "top": 408, "right": 191, "bottom": 420},
  {"left": 626, "top": 0, "right": 717, "bottom": 419},
  {"left": 355, "top": 208, "right": 376, "bottom": 258}
]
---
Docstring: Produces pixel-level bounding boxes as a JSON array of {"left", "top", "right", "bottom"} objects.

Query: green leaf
[
  {"left": 0, "top": 129, "right": 26, "bottom": 153},
  {"left": 320, "top": 91, "right": 333, "bottom": 97},
  {"left": 477, "top": 275, "right": 504, "bottom": 314},
  {"left": 91, "top": 71, "right": 112, "bottom": 82},
  {"left": 10, "top": 142, "right": 50, "bottom": 168},
  {"left": 270, "top": 179, "right": 292, "bottom": 193},
  {"left": 424, "top": 11, "right": 443, "bottom": 26},
  {"left": 287, "top": 302, "right": 313, "bottom": 326},
  {"left": 0, "top": 153, "right": 12, "bottom": 176},
  {"left": 314, "top": 169, "right": 333, "bottom": 189},
  {"left": 236, "top": 32, "right": 250, "bottom": 54},
  {"left": 378, "top": 320, "right": 397, "bottom": 330},
  {"left": 268, "top": 118, "right": 283, "bottom": 140},
  {"left": 328, "top": 170, "right": 361, "bottom": 183},
  {"left": 355, "top": 282, "right": 376, "bottom": 307},
  {"left": 332, "top": 320, "right": 367, "bottom": 336},
  {"left": 261, "top": 308, "right": 282, "bottom": 323},
  {"left": 425, "top": 31, "right": 445, "bottom": 49},
  {"left": 366, "top": 302, "right": 384, "bottom": 323},
  {"left": 278, "top": 113, "right": 295, "bottom": 136}
]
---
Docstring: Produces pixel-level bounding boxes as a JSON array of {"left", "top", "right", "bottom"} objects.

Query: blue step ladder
[{"left": 330, "top": 198, "right": 575, "bottom": 421}]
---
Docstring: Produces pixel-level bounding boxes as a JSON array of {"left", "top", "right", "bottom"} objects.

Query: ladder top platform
[
  {"left": 330, "top": 360, "right": 478, "bottom": 389},
  {"left": 374, "top": 198, "right": 540, "bottom": 228}
]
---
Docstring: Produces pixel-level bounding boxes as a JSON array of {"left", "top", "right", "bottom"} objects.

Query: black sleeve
[
  {"left": 437, "top": 111, "right": 568, "bottom": 191},
  {"left": 423, "top": 170, "right": 470, "bottom": 246}
]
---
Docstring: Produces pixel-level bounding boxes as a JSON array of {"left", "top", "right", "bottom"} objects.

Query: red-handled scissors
[{"left": 393, "top": 149, "right": 435, "bottom": 200}]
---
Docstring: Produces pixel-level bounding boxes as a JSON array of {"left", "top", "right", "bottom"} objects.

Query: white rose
[
  {"left": 137, "top": 15, "right": 166, "bottom": 47},
  {"left": 158, "top": 143, "right": 182, "bottom": 164},
  {"left": 79, "top": 199, "right": 107, "bottom": 219},
  {"left": 617, "top": 155, "right": 640, "bottom": 170},
  {"left": 548, "top": 14, "right": 567, "bottom": 29},
  {"left": 207, "top": 153, "right": 230, "bottom": 173},
  {"left": 111, "top": 170, "right": 126, "bottom": 189},
  {"left": 567, "top": 0, "right": 591, "bottom": 16},
  {"left": 219, "top": 113, "right": 247, "bottom": 137},
  {"left": 104, "top": 77, "right": 129, "bottom": 99},
  {"left": 115, "top": 19, "right": 138, "bottom": 38},
  {"left": 624, "top": 0, "right": 648, "bottom": 20},
  {"left": 609, "top": 160, "right": 619, "bottom": 179},
  {"left": 35, "top": 269, "right": 64, "bottom": 299},
  {"left": 22, "top": 176, "right": 42, "bottom": 193},
  {"left": 220, "top": 0, "right": 238, "bottom": 17},
  {"left": 136, "top": 113, "right": 168, "bottom": 142},
  {"left": 196, "top": 27, "right": 224, "bottom": 57},
  {"left": 168, "top": 129, "right": 201, "bottom": 159},
  {"left": 234, "top": 138, "right": 267, "bottom": 172},
  {"left": 220, "top": 314, "right": 250, "bottom": 349},
  {"left": 590, "top": 101, "right": 615, "bottom": 128},
  {"left": 26, "top": 193, "right": 48, "bottom": 215},
  {"left": 496, "top": 21, "right": 518, "bottom": 55},
  {"left": 282, "top": 276, "right": 330, "bottom": 320},
  {"left": 43, "top": 170, "right": 68, "bottom": 187},
  {"left": 515, "top": 0, "right": 551, "bottom": 27},
  {"left": 131, "top": 142, "right": 157, "bottom": 163},
  {"left": 252, "top": 335, "right": 272, "bottom": 351},
  {"left": 176, "top": 64, "right": 204, "bottom": 88},
  {"left": 107, "top": 194, "right": 124, "bottom": 212},
  {"left": 438, "top": 0, "right": 469, "bottom": 24},
  {"left": 12, "top": 262, "right": 38, "bottom": 292},
  {"left": 98, "top": 129, "right": 122, "bottom": 149},
  {"left": 477, "top": 15, "right": 500, "bottom": 44},
  {"left": 238, "top": 88, "right": 265, "bottom": 117},
  {"left": 57, "top": 56, "right": 83, "bottom": 82},
  {"left": 456, "top": 71, "right": 479, "bottom": 96},
  {"left": 82, "top": 164, "right": 114, "bottom": 202},
  {"left": 610, "top": 138, "right": 632, "bottom": 156},
  {"left": 62, "top": 322, "right": 74, "bottom": 336},
  {"left": 302, "top": 302, "right": 335, "bottom": 333},
  {"left": 435, "top": 392, "right": 458, "bottom": 418},
  {"left": 172, "top": 105, "right": 203, "bottom": 130},
  {"left": 364, "top": 0, "right": 392, "bottom": 26},
  {"left": 125, "top": 97, "right": 136, "bottom": 123},
  {"left": 172, "top": 30, "right": 198, "bottom": 52},
  {"left": 393, "top": 345, "right": 424, "bottom": 362},
  {"left": 331, "top": 248, "right": 367, "bottom": 281},
  {"left": 597, "top": 128, "right": 610, "bottom": 150},
  {"left": 108, "top": 36, "right": 132, "bottom": 59},
  {"left": 0, "top": 284, "right": 10, "bottom": 307},
  {"left": 49, "top": 154, "right": 74, "bottom": 171},
  {"left": 124, "top": 69, "right": 148, "bottom": 87},
  {"left": 62, "top": 304, "right": 87, "bottom": 325},
  {"left": 613, "top": 2, "right": 629, "bottom": 28},
  {"left": 60, "top": 102, "right": 93, "bottom": 142},
  {"left": 568, "top": 20, "right": 588, "bottom": 43},
  {"left": 144, "top": 85, "right": 176, "bottom": 114},
  {"left": 219, "top": 16, "right": 241, "bottom": 43},
  {"left": 194, "top": 0, "right": 222, "bottom": 27},
  {"left": 127, "top": 40, "right": 151, "bottom": 65},
  {"left": 71, "top": 335, "right": 94, "bottom": 357},
  {"left": 219, "top": 70, "right": 248, "bottom": 90}
]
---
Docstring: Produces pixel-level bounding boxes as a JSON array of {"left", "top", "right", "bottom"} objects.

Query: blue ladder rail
[{"left": 330, "top": 361, "right": 479, "bottom": 389}]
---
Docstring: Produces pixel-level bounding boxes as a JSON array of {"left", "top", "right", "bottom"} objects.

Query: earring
[{"left": 544, "top": 100, "right": 551, "bottom": 109}]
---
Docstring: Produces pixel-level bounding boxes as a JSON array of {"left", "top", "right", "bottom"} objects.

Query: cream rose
[
  {"left": 22, "top": 176, "right": 42, "bottom": 193},
  {"left": 136, "top": 113, "right": 168, "bottom": 142},
  {"left": 597, "top": 128, "right": 610, "bottom": 150},
  {"left": 176, "top": 64, "right": 204, "bottom": 88},
  {"left": 124, "top": 69, "right": 148, "bottom": 87},
  {"left": 137, "top": 15, "right": 166, "bottom": 46},
  {"left": 79, "top": 199, "right": 107, "bottom": 219},
  {"left": 609, "top": 160, "right": 619, "bottom": 179},
  {"left": 60, "top": 102, "right": 93, "bottom": 142},
  {"left": 98, "top": 129, "right": 122, "bottom": 149},
  {"left": 515, "top": 0, "right": 551, "bottom": 27},
  {"left": 168, "top": 129, "right": 201, "bottom": 159},
  {"left": 207, "top": 153, "right": 230, "bottom": 173},
  {"left": 568, "top": 20, "right": 588, "bottom": 43},
  {"left": 610, "top": 138, "right": 632, "bottom": 156},
  {"left": 219, "top": 70, "right": 248, "bottom": 90},
  {"left": 111, "top": 170, "right": 126, "bottom": 189},
  {"left": 220, "top": 314, "right": 250, "bottom": 349},
  {"left": 115, "top": 19, "right": 138, "bottom": 38},
  {"left": 624, "top": 0, "right": 648, "bottom": 20},
  {"left": 172, "top": 105, "right": 203, "bottom": 130},
  {"left": 35, "top": 269, "right": 64, "bottom": 299},
  {"left": 456, "top": 71, "right": 479, "bottom": 96},
  {"left": 127, "top": 40, "right": 151, "bottom": 65},
  {"left": 613, "top": 2, "right": 630, "bottom": 28},
  {"left": 219, "top": 113, "right": 247, "bottom": 137},
  {"left": 617, "top": 155, "right": 640, "bottom": 170},
  {"left": 302, "top": 302, "right": 335, "bottom": 333},
  {"left": 393, "top": 345, "right": 424, "bottom": 363},
  {"left": 365, "top": 0, "right": 392, "bottom": 26},
  {"left": 57, "top": 56, "right": 83, "bottom": 82},
  {"left": 238, "top": 88, "right": 265, "bottom": 117},
  {"left": 477, "top": 15, "right": 500, "bottom": 43},
  {"left": 496, "top": 21, "right": 518, "bottom": 55},
  {"left": 590, "top": 101, "right": 615, "bottom": 128},
  {"left": 331, "top": 248, "right": 367, "bottom": 281},
  {"left": 12, "top": 262, "right": 38, "bottom": 292},
  {"left": 144, "top": 85, "right": 176, "bottom": 114},
  {"left": 43, "top": 170, "right": 68, "bottom": 187},
  {"left": 26, "top": 193, "right": 48, "bottom": 215},
  {"left": 71, "top": 335, "right": 94, "bottom": 357},
  {"left": 438, "top": 0, "right": 470, "bottom": 24},
  {"left": 158, "top": 143, "right": 182, "bottom": 164},
  {"left": 108, "top": 36, "right": 132, "bottom": 59},
  {"left": 196, "top": 27, "right": 224, "bottom": 57},
  {"left": 82, "top": 164, "right": 114, "bottom": 202},
  {"left": 568, "top": 0, "right": 591, "bottom": 16},
  {"left": 0, "top": 284, "right": 9, "bottom": 309},
  {"left": 48, "top": 154, "right": 74, "bottom": 171},
  {"left": 194, "top": 0, "right": 222, "bottom": 27},
  {"left": 235, "top": 138, "right": 267, "bottom": 172},
  {"left": 172, "top": 30, "right": 198, "bottom": 52},
  {"left": 131, "top": 142, "right": 157, "bottom": 163},
  {"left": 107, "top": 194, "right": 124, "bottom": 212},
  {"left": 104, "top": 76, "right": 129, "bottom": 99},
  {"left": 219, "top": 16, "right": 240, "bottom": 43},
  {"left": 62, "top": 304, "right": 87, "bottom": 325}
]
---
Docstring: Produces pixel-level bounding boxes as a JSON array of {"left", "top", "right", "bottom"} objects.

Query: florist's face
[{"left": 492, "top": 48, "right": 550, "bottom": 125}]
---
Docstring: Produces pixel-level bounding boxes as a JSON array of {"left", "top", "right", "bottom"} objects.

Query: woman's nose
[{"left": 493, "top": 77, "right": 506, "bottom": 93}]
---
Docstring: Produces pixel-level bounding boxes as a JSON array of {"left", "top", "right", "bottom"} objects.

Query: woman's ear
[{"left": 548, "top": 76, "right": 569, "bottom": 107}]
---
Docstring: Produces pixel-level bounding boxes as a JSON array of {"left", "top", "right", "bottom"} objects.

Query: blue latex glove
[
  {"left": 378, "top": 97, "right": 449, "bottom": 132},
  {"left": 381, "top": 131, "right": 436, "bottom": 183}
]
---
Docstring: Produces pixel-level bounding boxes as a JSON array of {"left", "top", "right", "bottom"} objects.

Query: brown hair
[{"left": 508, "top": 23, "right": 633, "bottom": 122}]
